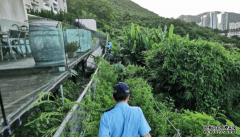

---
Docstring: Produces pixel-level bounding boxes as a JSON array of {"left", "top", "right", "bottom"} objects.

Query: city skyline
[
  {"left": 196, "top": 12, "right": 229, "bottom": 31},
  {"left": 131, "top": 0, "right": 240, "bottom": 19}
]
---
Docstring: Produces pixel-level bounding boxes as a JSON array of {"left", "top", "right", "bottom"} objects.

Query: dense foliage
[
  {"left": 144, "top": 25, "right": 240, "bottom": 126},
  {"left": 110, "top": 24, "right": 240, "bottom": 127},
  {"left": 27, "top": 9, "right": 76, "bottom": 24},
  {"left": 111, "top": 23, "right": 168, "bottom": 66},
  {"left": 78, "top": 58, "right": 240, "bottom": 136},
  {"left": 67, "top": 0, "right": 115, "bottom": 31},
  {"left": 107, "top": 0, "right": 240, "bottom": 49},
  {"left": 11, "top": 74, "right": 89, "bottom": 137},
  {"left": 18, "top": 0, "right": 240, "bottom": 136},
  {"left": 28, "top": 0, "right": 240, "bottom": 49},
  {"left": 65, "top": 41, "right": 80, "bottom": 52}
]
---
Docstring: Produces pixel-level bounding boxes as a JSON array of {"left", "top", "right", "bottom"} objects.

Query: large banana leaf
[
  {"left": 136, "top": 31, "right": 139, "bottom": 41},
  {"left": 137, "top": 25, "right": 141, "bottom": 33},
  {"left": 158, "top": 26, "right": 165, "bottom": 41},
  {"left": 131, "top": 23, "right": 135, "bottom": 40},
  {"left": 132, "top": 40, "right": 136, "bottom": 52},
  {"left": 164, "top": 25, "right": 167, "bottom": 32},
  {"left": 121, "top": 43, "right": 130, "bottom": 51},
  {"left": 169, "top": 24, "right": 174, "bottom": 40},
  {"left": 153, "top": 29, "right": 160, "bottom": 43},
  {"left": 150, "top": 40, "right": 154, "bottom": 46},
  {"left": 124, "top": 27, "right": 131, "bottom": 39},
  {"left": 124, "top": 27, "right": 128, "bottom": 36},
  {"left": 111, "top": 42, "right": 121, "bottom": 57}
]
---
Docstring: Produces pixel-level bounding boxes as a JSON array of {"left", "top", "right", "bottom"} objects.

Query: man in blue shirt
[
  {"left": 98, "top": 82, "right": 151, "bottom": 137},
  {"left": 105, "top": 41, "right": 112, "bottom": 53}
]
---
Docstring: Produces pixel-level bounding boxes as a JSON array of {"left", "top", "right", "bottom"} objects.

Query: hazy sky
[{"left": 131, "top": 0, "right": 240, "bottom": 19}]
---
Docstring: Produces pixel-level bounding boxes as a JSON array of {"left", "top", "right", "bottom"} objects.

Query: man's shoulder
[
  {"left": 102, "top": 107, "right": 115, "bottom": 113},
  {"left": 128, "top": 105, "right": 141, "bottom": 110},
  {"left": 119, "top": 64, "right": 125, "bottom": 67}
]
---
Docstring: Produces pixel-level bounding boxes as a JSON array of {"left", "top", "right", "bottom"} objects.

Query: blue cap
[{"left": 113, "top": 82, "right": 129, "bottom": 93}]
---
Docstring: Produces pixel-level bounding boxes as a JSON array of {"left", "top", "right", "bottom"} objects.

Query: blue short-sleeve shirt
[
  {"left": 98, "top": 103, "right": 151, "bottom": 137},
  {"left": 105, "top": 42, "right": 112, "bottom": 49}
]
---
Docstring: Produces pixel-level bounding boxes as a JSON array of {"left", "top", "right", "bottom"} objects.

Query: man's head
[{"left": 113, "top": 82, "right": 130, "bottom": 103}]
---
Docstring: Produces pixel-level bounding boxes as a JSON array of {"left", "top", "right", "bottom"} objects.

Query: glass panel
[
  {"left": 0, "top": 17, "right": 107, "bottom": 130},
  {"left": 0, "top": 18, "right": 68, "bottom": 128}
]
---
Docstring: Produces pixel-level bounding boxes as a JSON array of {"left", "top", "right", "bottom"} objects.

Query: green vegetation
[
  {"left": 110, "top": 24, "right": 240, "bottom": 128},
  {"left": 28, "top": 0, "right": 240, "bottom": 50},
  {"left": 145, "top": 25, "right": 240, "bottom": 126},
  {"left": 106, "top": 0, "right": 240, "bottom": 49},
  {"left": 65, "top": 41, "right": 80, "bottom": 52},
  {"left": 14, "top": 0, "right": 240, "bottom": 136},
  {"left": 78, "top": 58, "right": 240, "bottom": 136},
  {"left": 11, "top": 80, "right": 83, "bottom": 137},
  {"left": 27, "top": 9, "right": 76, "bottom": 24},
  {"left": 11, "top": 24, "right": 240, "bottom": 136}
]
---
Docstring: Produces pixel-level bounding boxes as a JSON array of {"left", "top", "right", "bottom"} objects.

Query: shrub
[
  {"left": 65, "top": 41, "right": 80, "bottom": 52},
  {"left": 144, "top": 25, "right": 240, "bottom": 126},
  {"left": 79, "top": 58, "right": 240, "bottom": 136}
]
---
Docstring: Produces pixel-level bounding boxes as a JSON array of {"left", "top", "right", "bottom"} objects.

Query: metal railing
[{"left": 53, "top": 51, "right": 107, "bottom": 137}]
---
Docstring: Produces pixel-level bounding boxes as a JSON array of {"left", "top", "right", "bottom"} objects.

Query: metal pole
[
  {"left": 0, "top": 90, "right": 8, "bottom": 126},
  {"left": 82, "top": 60, "right": 85, "bottom": 73},
  {"left": 60, "top": 85, "right": 64, "bottom": 105},
  {"left": 176, "top": 129, "right": 180, "bottom": 137},
  {"left": 78, "top": 18, "right": 81, "bottom": 52},
  {"left": 65, "top": 53, "right": 68, "bottom": 71}
]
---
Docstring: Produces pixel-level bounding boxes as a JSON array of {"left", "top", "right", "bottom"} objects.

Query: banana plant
[
  {"left": 111, "top": 24, "right": 174, "bottom": 66},
  {"left": 111, "top": 41, "right": 122, "bottom": 58},
  {"left": 118, "top": 23, "right": 147, "bottom": 65},
  {"left": 158, "top": 26, "right": 165, "bottom": 41}
]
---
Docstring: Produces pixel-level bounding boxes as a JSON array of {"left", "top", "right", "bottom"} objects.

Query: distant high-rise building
[
  {"left": 197, "top": 22, "right": 202, "bottom": 26},
  {"left": 217, "top": 14, "right": 221, "bottom": 30},
  {"left": 229, "top": 22, "right": 236, "bottom": 30},
  {"left": 184, "top": 17, "right": 192, "bottom": 22},
  {"left": 221, "top": 12, "right": 228, "bottom": 30},
  {"left": 203, "top": 13, "right": 211, "bottom": 27},
  {"left": 210, "top": 12, "right": 217, "bottom": 29},
  {"left": 236, "top": 22, "right": 240, "bottom": 29},
  {"left": 218, "top": 22, "right": 222, "bottom": 30},
  {"left": 24, "top": 0, "right": 68, "bottom": 14}
]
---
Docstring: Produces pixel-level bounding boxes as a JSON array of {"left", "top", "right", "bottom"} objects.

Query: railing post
[
  {"left": 176, "top": 129, "right": 180, "bottom": 137},
  {"left": 82, "top": 60, "right": 85, "bottom": 73},
  {"left": 0, "top": 90, "right": 8, "bottom": 126},
  {"left": 60, "top": 85, "right": 64, "bottom": 105}
]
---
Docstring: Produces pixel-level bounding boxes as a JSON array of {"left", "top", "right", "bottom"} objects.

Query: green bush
[
  {"left": 11, "top": 81, "right": 82, "bottom": 137},
  {"left": 79, "top": 58, "right": 240, "bottom": 136},
  {"left": 144, "top": 25, "right": 240, "bottom": 126},
  {"left": 65, "top": 41, "right": 80, "bottom": 52}
]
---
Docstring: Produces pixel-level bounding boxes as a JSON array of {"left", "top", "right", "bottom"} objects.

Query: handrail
[
  {"left": 152, "top": 97, "right": 181, "bottom": 137},
  {"left": 53, "top": 51, "right": 106, "bottom": 137}
]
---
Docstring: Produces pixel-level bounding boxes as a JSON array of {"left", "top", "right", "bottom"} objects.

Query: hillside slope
[
  {"left": 108, "top": 0, "right": 159, "bottom": 18},
  {"left": 178, "top": 15, "right": 201, "bottom": 23},
  {"left": 108, "top": 0, "right": 164, "bottom": 29}
]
